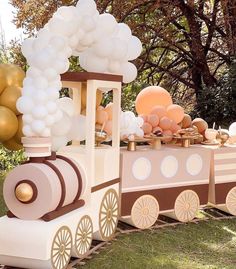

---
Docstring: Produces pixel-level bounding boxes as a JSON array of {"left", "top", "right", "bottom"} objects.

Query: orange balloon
[
  {"left": 159, "top": 116, "right": 171, "bottom": 130},
  {"left": 181, "top": 114, "right": 192, "bottom": 128},
  {"left": 167, "top": 104, "right": 184, "bottom": 124},
  {"left": 104, "top": 103, "right": 113, "bottom": 120},
  {"left": 147, "top": 114, "right": 159, "bottom": 127},
  {"left": 163, "top": 130, "right": 173, "bottom": 142},
  {"left": 150, "top": 105, "right": 167, "bottom": 119},
  {"left": 192, "top": 118, "right": 208, "bottom": 134},
  {"left": 135, "top": 86, "right": 172, "bottom": 115},
  {"left": 104, "top": 120, "right": 113, "bottom": 136},
  {"left": 142, "top": 122, "right": 152, "bottom": 134},
  {"left": 96, "top": 109, "right": 109, "bottom": 125},
  {"left": 170, "top": 120, "right": 181, "bottom": 133}
]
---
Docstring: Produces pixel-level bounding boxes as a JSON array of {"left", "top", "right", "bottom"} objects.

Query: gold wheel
[
  {"left": 51, "top": 226, "right": 72, "bottom": 269},
  {"left": 226, "top": 187, "right": 236, "bottom": 216},
  {"left": 131, "top": 195, "right": 159, "bottom": 229},
  {"left": 75, "top": 215, "right": 93, "bottom": 257},
  {"left": 174, "top": 190, "right": 199, "bottom": 222},
  {"left": 99, "top": 189, "right": 119, "bottom": 241}
]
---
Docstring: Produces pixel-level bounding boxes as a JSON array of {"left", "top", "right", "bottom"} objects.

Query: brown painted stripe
[
  {"left": 215, "top": 182, "right": 236, "bottom": 204},
  {"left": 121, "top": 184, "right": 209, "bottom": 217},
  {"left": 215, "top": 169, "right": 236, "bottom": 176},
  {"left": 43, "top": 160, "right": 66, "bottom": 209},
  {"left": 91, "top": 178, "right": 120, "bottom": 193},
  {"left": 57, "top": 155, "right": 83, "bottom": 202},
  {"left": 215, "top": 158, "right": 236, "bottom": 165}
]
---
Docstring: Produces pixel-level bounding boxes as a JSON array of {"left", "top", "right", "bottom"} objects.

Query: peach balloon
[
  {"left": 96, "top": 109, "right": 109, "bottom": 125},
  {"left": 104, "top": 120, "right": 113, "bottom": 136},
  {"left": 170, "top": 120, "right": 181, "bottom": 133},
  {"left": 163, "top": 130, "right": 173, "bottom": 142},
  {"left": 147, "top": 114, "right": 159, "bottom": 127},
  {"left": 181, "top": 114, "right": 192, "bottom": 128},
  {"left": 139, "top": 114, "right": 147, "bottom": 122},
  {"left": 151, "top": 105, "right": 167, "bottom": 119},
  {"left": 167, "top": 104, "right": 184, "bottom": 124},
  {"left": 135, "top": 86, "right": 173, "bottom": 115},
  {"left": 142, "top": 122, "right": 152, "bottom": 134},
  {"left": 104, "top": 102, "right": 113, "bottom": 120},
  {"left": 192, "top": 118, "right": 208, "bottom": 134},
  {"left": 159, "top": 116, "right": 171, "bottom": 130}
]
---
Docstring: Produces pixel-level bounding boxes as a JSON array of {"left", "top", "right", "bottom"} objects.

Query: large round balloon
[
  {"left": 135, "top": 86, "right": 172, "bottom": 115},
  {"left": 0, "top": 67, "right": 7, "bottom": 95},
  {"left": 0, "top": 64, "right": 25, "bottom": 87},
  {"left": 0, "top": 106, "right": 18, "bottom": 142},
  {"left": 0, "top": 86, "right": 22, "bottom": 115},
  {"left": 166, "top": 104, "right": 184, "bottom": 124}
]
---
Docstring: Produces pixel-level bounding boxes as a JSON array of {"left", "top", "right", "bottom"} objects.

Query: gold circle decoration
[
  {"left": 226, "top": 187, "right": 236, "bottom": 216},
  {"left": 131, "top": 195, "right": 159, "bottom": 229},
  {"left": 174, "top": 190, "right": 199, "bottom": 222},
  {"left": 99, "top": 189, "right": 119, "bottom": 241},
  {"left": 15, "top": 183, "right": 33, "bottom": 203},
  {"left": 75, "top": 215, "right": 93, "bottom": 257},
  {"left": 51, "top": 226, "right": 72, "bottom": 269}
]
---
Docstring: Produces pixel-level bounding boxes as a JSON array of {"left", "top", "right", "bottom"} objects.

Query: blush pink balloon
[
  {"left": 147, "top": 114, "right": 159, "bottom": 127},
  {"left": 170, "top": 120, "right": 181, "bottom": 133},
  {"left": 159, "top": 116, "right": 172, "bottom": 130},
  {"left": 167, "top": 104, "right": 184, "bottom": 124},
  {"left": 104, "top": 102, "right": 113, "bottom": 120},
  {"left": 96, "top": 109, "right": 109, "bottom": 125},
  {"left": 150, "top": 105, "right": 167, "bottom": 119},
  {"left": 139, "top": 114, "right": 148, "bottom": 122},
  {"left": 104, "top": 120, "right": 113, "bottom": 135},
  {"left": 142, "top": 122, "right": 152, "bottom": 134},
  {"left": 163, "top": 129, "right": 173, "bottom": 142}
]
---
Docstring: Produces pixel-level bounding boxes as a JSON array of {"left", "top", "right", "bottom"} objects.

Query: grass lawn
[{"left": 0, "top": 174, "right": 235, "bottom": 269}]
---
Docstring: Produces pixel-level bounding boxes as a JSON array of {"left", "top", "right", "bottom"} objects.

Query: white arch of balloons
[{"left": 17, "top": 0, "right": 142, "bottom": 138}]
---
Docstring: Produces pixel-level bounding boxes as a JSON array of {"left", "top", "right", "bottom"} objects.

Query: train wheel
[
  {"left": 99, "top": 189, "right": 119, "bottom": 241},
  {"left": 75, "top": 215, "right": 93, "bottom": 257},
  {"left": 226, "top": 187, "right": 236, "bottom": 216},
  {"left": 51, "top": 226, "right": 72, "bottom": 269},
  {"left": 131, "top": 195, "right": 159, "bottom": 229},
  {"left": 174, "top": 190, "right": 199, "bottom": 222}
]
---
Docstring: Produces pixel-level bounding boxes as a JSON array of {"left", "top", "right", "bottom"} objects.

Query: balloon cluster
[
  {"left": 135, "top": 86, "right": 185, "bottom": 137},
  {"left": 18, "top": 0, "right": 142, "bottom": 138},
  {"left": 50, "top": 97, "right": 86, "bottom": 151},
  {"left": 0, "top": 64, "right": 25, "bottom": 150}
]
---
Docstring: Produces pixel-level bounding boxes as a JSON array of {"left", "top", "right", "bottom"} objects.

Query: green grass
[{"left": 0, "top": 174, "right": 235, "bottom": 269}]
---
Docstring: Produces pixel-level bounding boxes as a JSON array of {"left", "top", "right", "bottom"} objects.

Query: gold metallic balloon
[
  {"left": 0, "top": 85, "right": 22, "bottom": 115},
  {"left": 14, "top": 115, "right": 24, "bottom": 144},
  {"left": 0, "top": 64, "right": 25, "bottom": 87},
  {"left": 3, "top": 137, "right": 23, "bottom": 151},
  {"left": 81, "top": 83, "right": 103, "bottom": 110},
  {"left": 0, "top": 106, "right": 18, "bottom": 142},
  {"left": 15, "top": 183, "right": 34, "bottom": 203},
  {"left": 0, "top": 68, "right": 7, "bottom": 95}
]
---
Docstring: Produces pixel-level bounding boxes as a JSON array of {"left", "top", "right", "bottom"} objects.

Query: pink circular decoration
[
  {"left": 104, "top": 120, "right": 113, "bottom": 135},
  {"left": 159, "top": 116, "right": 172, "bottom": 130},
  {"left": 104, "top": 102, "right": 113, "bottom": 120},
  {"left": 142, "top": 122, "right": 152, "bottom": 134},
  {"left": 150, "top": 105, "right": 167, "bottom": 119},
  {"left": 147, "top": 114, "right": 159, "bottom": 127},
  {"left": 135, "top": 86, "right": 173, "bottom": 115},
  {"left": 167, "top": 104, "right": 184, "bottom": 124},
  {"left": 96, "top": 109, "right": 108, "bottom": 125}
]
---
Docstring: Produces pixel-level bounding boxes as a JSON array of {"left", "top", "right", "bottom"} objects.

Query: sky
[{"left": 0, "top": 0, "right": 25, "bottom": 45}]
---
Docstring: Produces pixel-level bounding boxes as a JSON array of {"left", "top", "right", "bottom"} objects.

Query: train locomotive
[{"left": 0, "top": 72, "right": 236, "bottom": 269}]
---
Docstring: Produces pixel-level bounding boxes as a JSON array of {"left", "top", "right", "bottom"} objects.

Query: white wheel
[
  {"left": 99, "top": 189, "right": 119, "bottom": 241},
  {"left": 75, "top": 215, "right": 93, "bottom": 257},
  {"left": 174, "top": 190, "right": 199, "bottom": 222},
  {"left": 51, "top": 226, "right": 72, "bottom": 269},
  {"left": 131, "top": 195, "right": 159, "bottom": 229},
  {"left": 226, "top": 187, "right": 236, "bottom": 216}
]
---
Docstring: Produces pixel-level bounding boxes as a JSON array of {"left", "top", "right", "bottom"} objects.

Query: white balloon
[
  {"left": 23, "top": 77, "right": 34, "bottom": 88},
  {"left": 22, "top": 114, "right": 33, "bottom": 124},
  {"left": 78, "top": 52, "right": 88, "bottom": 69},
  {"left": 21, "top": 38, "right": 35, "bottom": 58},
  {"left": 47, "top": 88, "right": 60, "bottom": 100},
  {"left": 46, "top": 101, "right": 58, "bottom": 114},
  {"left": 85, "top": 53, "right": 108, "bottom": 73},
  {"left": 16, "top": 96, "right": 34, "bottom": 114},
  {"left": 116, "top": 23, "right": 132, "bottom": 41},
  {"left": 34, "top": 76, "right": 49, "bottom": 90},
  {"left": 121, "top": 62, "right": 138, "bottom": 83},
  {"left": 50, "top": 36, "right": 67, "bottom": 52},
  {"left": 229, "top": 123, "right": 236, "bottom": 137},
  {"left": 127, "top": 36, "right": 142, "bottom": 61},
  {"left": 33, "top": 47, "right": 55, "bottom": 70},
  {"left": 67, "top": 115, "right": 86, "bottom": 141},
  {"left": 93, "top": 39, "right": 113, "bottom": 57},
  {"left": 45, "top": 115, "right": 55, "bottom": 126},
  {"left": 34, "top": 29, "right": 51, "bottom": 51},
  {"left": 31, "top": 120, "right": 46, "bottom": 134},
  {"left": 108, "top": 60, "right": 121, "bottom": 73},
  {"left": 26, "top": 67, "right": 42, "bottom": 78},
  {"left": 54, "top": 6, "right": 78, "bottom": 21},
  {"left": 56, "top": 97, "right": 74, "bottom": 117},
  {"left": 32, "top": 106, "right": 48, "bottom": 119},
  {"left": 42, "top": 127, "right": 51, "bottom": 137},
  {"left": 54, "top": 109, "right": 63, "bottom": 122},
  {"left": 76, "top": 0, "right": 97, "bottom": 16},
  {"left": 43, "top": 68, "right": 60, "bottom": 81},
  {"left": 22, "top": 125, "right": 34, "bottom": 137},
  {"left": 97, "top": 14, "right": 117, "bottom": 36},
  {"left": 52, "top": 59, "right": 70, "bottom": 74},
  {"left": 51, "top": 112, "right": 72, "bottom": 136},
  {"left": 48, "top": 79, "right": 62, "bottom": 90},
  {"left": 110, "top": 38, "right": 128, "bottom": 60},
  {"left": 51, "top": 136, "right": 68, "bottom": 151},
  {"left": 22, "top": 86, "right": 34, "bottom": 97},
  {"left": 79, "top": 33, "right": 94, "bottom": 47},
  {"left": 81, "top": 16, "right": 96, "bottom": 32}
]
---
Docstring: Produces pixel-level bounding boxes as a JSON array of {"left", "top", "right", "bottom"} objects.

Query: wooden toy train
[{"left": 0, "top": 72, "right": 236, "bottom": 269}]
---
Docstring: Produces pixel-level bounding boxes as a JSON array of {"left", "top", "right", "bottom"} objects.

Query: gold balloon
[
  {"left": 14, "top": 115, "right": 24, "bottom": 144},
  {"left": 0, "top": 68, "right": 7, "bottom": 95},
  {"left": 3, "top": 137, "right": 23, "bottom": 151},
  {"left": 81, "top": 83, "right": 103, "bottom": 110},
  {"left": 0, "top": 106, "right": 18, "bottom": 142},
  {"left": 0, "top": 85, "right": 22, "bottom": 115},
  {"left": 0, "top": 64, "right": 25, "bottom": 87}
]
